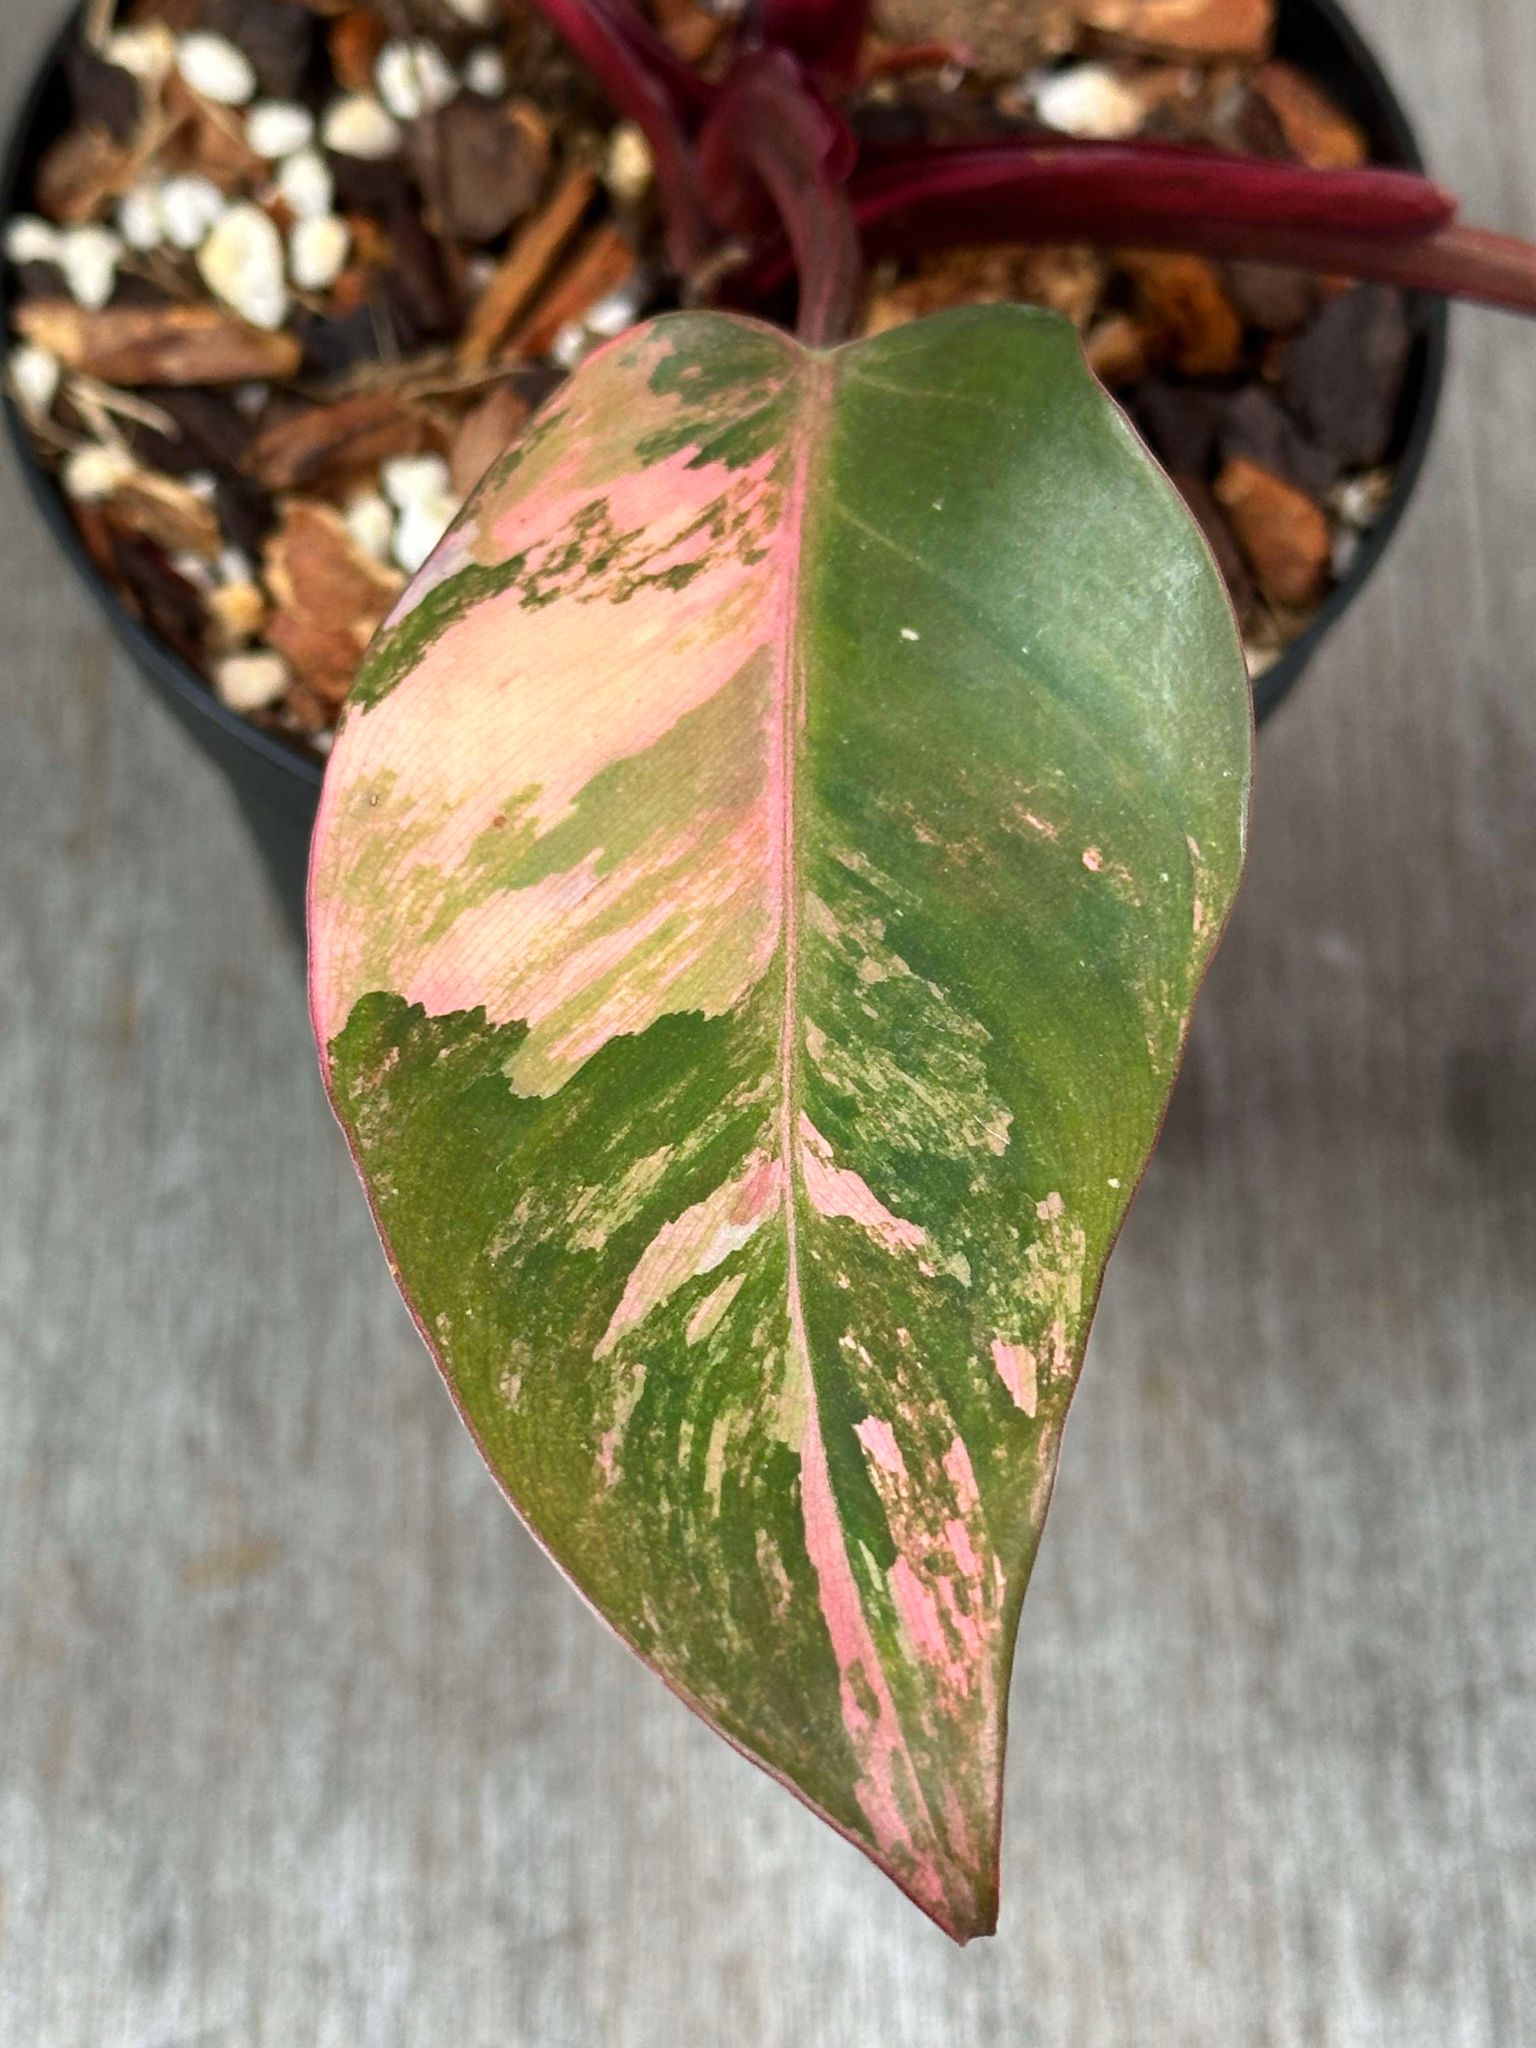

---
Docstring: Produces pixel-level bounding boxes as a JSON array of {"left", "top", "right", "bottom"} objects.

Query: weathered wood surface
[{"left": 1, "top": 2, "right": 1533, "bottom": 2040}]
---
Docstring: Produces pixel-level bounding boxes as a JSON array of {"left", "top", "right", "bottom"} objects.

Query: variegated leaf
[{"left": 309, "top": 307, "right": 1251, "bottom": 1941}]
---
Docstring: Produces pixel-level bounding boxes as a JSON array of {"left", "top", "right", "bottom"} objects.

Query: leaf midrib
[
  {"left": 776, "top": 350, "right": 830, "bottom": 1390},
  {"left": 775, "top": 348, "right": 959, "bottom": 1909}
]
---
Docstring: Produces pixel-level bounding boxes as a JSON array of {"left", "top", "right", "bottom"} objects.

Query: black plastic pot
[{"left": 2, "top": 0, "right": 1448, "bottom": 945}]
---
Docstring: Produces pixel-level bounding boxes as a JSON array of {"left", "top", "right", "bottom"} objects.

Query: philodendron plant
[{"left": 308, "top": 0, "right": 1536, "bottom": 1942}]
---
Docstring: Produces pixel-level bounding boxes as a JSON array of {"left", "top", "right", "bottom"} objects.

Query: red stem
[
  {"left": 849, "top": 141, "right": 1458, "bottom": 241},
  {"left": 591, "top": 0, "right": 719, "bottom": 117},
  {"left": 745, "top": 133, "right": 862, "bottom": 344},
  {"left": 508, "top": 1, "right": 1536, "bottom": 325},
  {"left": 523, "top": 0, "right": 713, "bottom": 269},
  {"left": 840, "top": 144, "right": 1536, "bottom": 317},
  {"left": 699, "top": 50, "right": 862, "bottom": 343},
  {"left": 726, "top": 139, "right": 1536, "bottom": 309}
]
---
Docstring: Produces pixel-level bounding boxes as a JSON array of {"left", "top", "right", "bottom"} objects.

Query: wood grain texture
[{"left": 1, "top": 0, "right": 1534, "bottom": 2038}]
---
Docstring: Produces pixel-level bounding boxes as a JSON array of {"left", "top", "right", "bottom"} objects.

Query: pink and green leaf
[{"left": 309, "top": 307, "right": 1251, "bottom": 1940}]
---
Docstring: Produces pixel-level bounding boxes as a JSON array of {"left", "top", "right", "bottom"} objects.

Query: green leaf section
[{"left": 312, "top": 307, "right": 1251, "bottom": 1940}]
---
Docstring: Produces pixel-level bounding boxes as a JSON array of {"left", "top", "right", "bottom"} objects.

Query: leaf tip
[
  {"left": 935, "top": 1889, "right": 1001, "bottom": 1948},
  {"left": 840, "top": 1776, "right": 1004, "bottom": 1945},
  {"left": 892, "top": 1845, "right": 1000, "bottom": 1946}
]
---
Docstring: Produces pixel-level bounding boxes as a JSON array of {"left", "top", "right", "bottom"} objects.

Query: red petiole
[
  {"left": 696, "top": 48, "right": 861, "bottom": 345},
  {"left": 525, "top": 0, "right": 713, "bottom": 269},
  {"left": 523, "top": 0, "right": 1536, "bottom": 338}
]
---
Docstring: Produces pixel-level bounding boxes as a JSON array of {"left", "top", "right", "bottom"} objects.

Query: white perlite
[
  {"left": 8, "top": 344, "right": 60, "bottom": 419},
  {"left": 247, "top": 102, "right": 315, "bottom": 161},
  {"left": 63, "top": 444, "right": 137, "bottom": 503},
  {"left": 218, "top": 545, "right": 257, "bottom": 588},
  {"left": 198, "top": 204, "right": 289, "bottom": 331},
  {"left": 290, "top": 215, "right": 352, "bottom": 293},
  {"left": 118, "top": 182, "right": 167, "bottom": 253},
  {"left": 1330, "top": 471, "right": 1393, "bottom": 528},
  {"left": 585, "top": 278, "right": 648, "bottom": 337},
  {"left": 177, "top": 32, "right": 259, "bottom": 108},
  {"left": 322, "top": 94, "right": 403, "bottom": 161},
  {"left": 375, "top": 41, "right": 459, "bottom": 123},
  {"left": 393, "top": 493, "right": 460, "bottom": 575},
  {"left": 382, "top": 454, "right": 453, "bottom": 509},
  {"left": 604, "top": 124, "right": 654, "bottom": 205},
  {"left": 275, "top": 147, "right": 334, "bottom": 222},
  {"left": 463, "top": 46, "right": 510, "bottom": 97},
  {"left": 383, "top": 455, "right": 459, "bottom": 575},
  {"left": 4, "top": 216, "right": 62, "bottom": 266},
  {"left": 215, "top": 652, "right": 291, "bottom": 713},
  {"left": 60, "top": 225, "right": 124, "bottom": 311},
  {"left": 103, "top": 23, "right": 177, "bottom": 84},
  {"left": 345, "top": 491, "right": 396, "bottom": 563},
  {"left": 170, "top": 551, "right": 216, "bottom": 594},
  {"left": 551, "top": 320, "right": 592, "bottom": 371},
  {"left": 161, "top": 175, "right": 225, "bottom": 252},
  {"left": 443, "top": 0, "right": 502, "bottom": 22},
  {"left": 1033, "top": 63, "right": 1144, "bottom": 139}
]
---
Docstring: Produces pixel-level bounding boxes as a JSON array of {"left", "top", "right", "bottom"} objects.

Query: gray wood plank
[{"left": 2, "top": 3, "right": 1533, "bottom": 2042}]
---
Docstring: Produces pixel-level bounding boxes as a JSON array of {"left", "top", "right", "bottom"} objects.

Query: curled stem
[{"left": 699, "top": 50, "right": 863, "bottom": 345}]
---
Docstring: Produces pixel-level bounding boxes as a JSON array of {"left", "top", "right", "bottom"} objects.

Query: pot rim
[{"left": 1, "top": 0, "right": 1449, "bottom": 771}]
